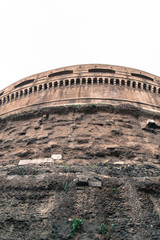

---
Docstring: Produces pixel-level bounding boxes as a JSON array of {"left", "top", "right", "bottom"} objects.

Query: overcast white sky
[{"left": 0, "top": 0, "right": 160, "bottom": 90}]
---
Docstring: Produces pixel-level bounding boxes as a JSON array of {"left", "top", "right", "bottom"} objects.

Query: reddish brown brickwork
[{"left": 0, "top": 64, "right": 160, "bottom": 117}]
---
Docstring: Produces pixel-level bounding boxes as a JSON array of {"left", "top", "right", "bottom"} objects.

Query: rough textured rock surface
[
  {"left": 0, "top": 104, "right": 160, "bottom": 240},
  {"left": 0, "top": 104, "right": 160, "bottom": 166}
]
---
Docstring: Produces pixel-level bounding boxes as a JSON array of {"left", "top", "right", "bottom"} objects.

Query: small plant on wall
[
  {"left": 101, "top": 223, "right": 107, "bottom": 234},
  {"left": 69, "top": 217, "right": 83, "bottom": 237},
  {"left": 65, "top": 181, "right": 69, "bottom": 193}
]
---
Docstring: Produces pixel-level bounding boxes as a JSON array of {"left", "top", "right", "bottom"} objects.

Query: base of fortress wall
[
  {"left": 0, "top": 104, "right": 160, "bottom": 239},
  {"left": 0, "top": 163, "right": 160, "bottom": 240}
]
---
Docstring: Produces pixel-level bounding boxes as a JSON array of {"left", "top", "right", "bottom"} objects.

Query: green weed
[
  {"left": 68, "top": 104, "right": 78, "bottom": 109},
  {"left": 93, "top": 164, "right": 98, "bottom": 168},
  {"left": 65, "top": 181, "right": 69, "bottom": 193},
  {"left": 69, "top": 217, "right": 83, "bottom": 237},
  {"left": 112, "top": 187, "right": 118, "bottom": 196},
  {"left": 90, "top": 103, "right": 96, "bottom": 107},
  {"left": 101, "top": 222, "right": 115, "bottom": 237},
  {"left": 101, "top": 223, "right": 107, "bottom": 234}
]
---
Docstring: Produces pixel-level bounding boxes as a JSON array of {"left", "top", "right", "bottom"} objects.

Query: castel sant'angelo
[{"left": 0, "top": 64, "right": 160, "bottom": 240}]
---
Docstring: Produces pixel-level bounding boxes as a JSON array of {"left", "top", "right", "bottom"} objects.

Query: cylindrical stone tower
[{"left": 0, "top": 64, "right": 160, "bottom": 117}]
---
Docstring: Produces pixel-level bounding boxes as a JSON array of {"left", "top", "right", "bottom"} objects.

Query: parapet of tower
[{"left": 0, "top": 64, "right": 160, "bottom": 117}]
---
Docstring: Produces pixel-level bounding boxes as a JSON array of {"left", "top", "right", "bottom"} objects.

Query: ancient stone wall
[
  {"left": 0, "top": 65, "right": 160, "bottom": 239},
  {"left": 0, "top": 104, "right": 160, "bottom": 166},
  {"left": 0, "top": 105, "right": 160, "bottom": 240}
]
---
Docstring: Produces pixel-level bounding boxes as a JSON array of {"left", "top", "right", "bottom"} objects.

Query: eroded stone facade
[{"left": 0, "top": 65, "right": 160, "bottom": 240}]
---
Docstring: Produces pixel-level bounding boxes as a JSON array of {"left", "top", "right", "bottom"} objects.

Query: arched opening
[
  {"left": 116, "top": 79, "right": 119, "bottom": 85},
  {"left": 105, "top": 78, "right": 108, "bottom": 84},
  {"left": 82, "top": 78, "right": 86, "bottom": 85},
  {"left": 3, "top": 97, "right": 6, "bottom": 104},
  {"left": 127, "top": 80, "right": 130, "bottom": 87},
  {"left": 93, "top": 78, "right": 97, "bottom": 84},
  {"left": 54, "top": 82, "right": 58, "bottom": 88},
  {"left": 29, "top": 88, "right": 32, "bottom": 94},
  {"left": 76, "top": 78, "right": 80, "bottom": 85},
  {"left": 0, "top": 99, "right": 2, "bottom": 105},
  {"left": 88, "top": 78, "right": 91, "bottom": 85},
  {"left": 110, "top": 79, "right": 114, "bottom": 85},
  {"left": 60, "top": 80, "right": 63, "bottom": 87},
  {"left": 121, "top": 80, "right": 125, "bottom": 86},
  {"left": 24, "top": 89, "right": 28, "bottom": 96},
  {"left": 39, "top": 85, "right": 42, "bottom": 91},
  {"left": 71, "top": 79, "right": 74, "bottom": 86},
  {"left": 34, "top": 86, "right": 37, "bottom": 93},
  {"left": 153, "top": 87, "right": 156, "bottom": 93},
  {"left": 11, "top": 94, "right": 14, "bottom": 100},
  {"left": 7, "top": 95, "right": 10, "bottom": 102},
  {"left": 0, "top": 91, "right": 4, "bottom": 96},
  {"left": 16, "top": 92, "right": 18, "bottom": 98},
  {"left": 99, "top": 78, "right": 103, "bottom": 84},
  {"left": 158, "top": 88, "right": 160, "bottom": 94},
  {"left": 143, "top": 83, "right": 146, "bottom": 90},
  {"left": 44, "top": 83, "right": 48, "bottom": 90},
  {"left": 148, "top": 85, "right": 151, "bottom": 91},
  {"left": 49, "top": 82, "right": 52, "bottom": 89},
  {"left": 20, "top": 90, "right": 23, "bottom": 97},
  {"left": 65, "top": 80, "right": 69, "bottom": 86},
  {"left": 132, "top": 81, "right": 136, "bottom": 88},
  {"left": 138, "top": 82, "right": 141, "bottom": 89}
]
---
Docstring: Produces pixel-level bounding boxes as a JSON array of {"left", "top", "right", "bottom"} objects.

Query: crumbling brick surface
[{"left": 0, "top": 104, "right": 160, "bottom": 239}]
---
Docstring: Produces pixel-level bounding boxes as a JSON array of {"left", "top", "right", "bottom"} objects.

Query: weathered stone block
[
  {"left": 18, "top": 158, "right": 53, "bottom": 165},
  {"left": 51, "top": 154, "right": 62, "bottom": 160}
]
